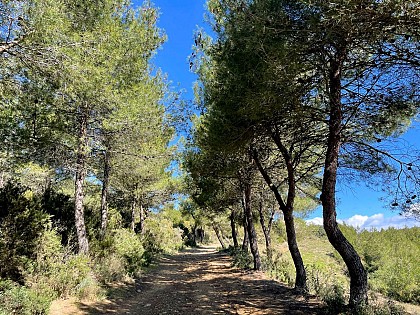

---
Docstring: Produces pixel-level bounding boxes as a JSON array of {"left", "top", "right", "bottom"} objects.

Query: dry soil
[{"left": 49, "top": 246, "right": 323, "bottom": 315}]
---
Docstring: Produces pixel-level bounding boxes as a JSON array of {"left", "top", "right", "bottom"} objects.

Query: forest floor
[{"left": 49, "top": 245, "right": 323, "bottom": 315}]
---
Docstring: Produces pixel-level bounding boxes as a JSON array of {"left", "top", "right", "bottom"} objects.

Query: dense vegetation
[
  {"left": 225, "top": 220, "right": 420, "bottom": 309},
  {"left": 186, "top": 0, "right": 419, "bottom": 312},
  {"left": 0, "top": 0, "right": 190, "bottom": 313},
  {"left": 1, "top": 0, "right": 419, "bottom": 314}
]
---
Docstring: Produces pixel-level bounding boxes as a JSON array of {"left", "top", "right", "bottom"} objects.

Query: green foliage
[
  {"left": 228, "top": 247, "right": 253, "bottom": 270},
  {"left": 28, "top": 231, "right": 93, "bottom": 299},
  {"left": 142, "top": 215, "right": 184, "bottom": 263},
  {"left": 112, "top": 229, "right": 145, "bottom": 275},
  {"left": 40, "top": 188, "right": 76, "bottom": 246},
  {"left": 0, "top": 183, "right": 50, "bottom": 281},
  {"left": 321, "top": 284, "right": 347, "bottom": 315},
  {"left": 94, "top": 253, "right": 127, "bottom": 283},
  {"left": 356, "top": 300, "right": 407, "bottom": 315},
  {"left": 264, "top": 253, "right": 295, "bottom": 287},
  {"left": 0, "top": 280, "right": 52, "bottom": 315},
  {"left": 94, "top": 228, "right": 145, "bottom": 281},
  {"left": 364, "top": 228, "right": 420, "bottom": 304},
  {"left": 0, "top": 229, "right": 99, "bottom": 314}
]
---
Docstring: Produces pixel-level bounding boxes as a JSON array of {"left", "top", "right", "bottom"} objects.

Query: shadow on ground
[{"left": 56, "top": 246, "right": 323, "bottom": 315}]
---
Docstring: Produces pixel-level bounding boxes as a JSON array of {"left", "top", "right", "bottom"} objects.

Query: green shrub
[
  {"left": 306, "top": 262, "right": 348, "bottom": 297},
  {"left": 321, "top": 284, "right": 347, "bottom": 314},
  {"left": 26, "top": 230, "right": 94, "bottom": 299},
  {"left": 264, "top": 253, "right": 295, "bottom": 287},
  {"left": 359, "top": 228, "right": 420, "bottom": 304},
  {"left": 41, "top": 188, "right": 75, "bottom": 246},
  {"left": 229, "top": 247, "right": 253, "bottom": 270},
  {"left": 74, "top": 274, "right": 104, "bottom": 301},
  {"left": 94, "top": 253, "right": 127, "bottom": 283},
  {"left": 371, "top": 256, "right": 420, "bottom": 304},
  {"left": 356, "top": 300, "right": 407, "bottom": 315},
  {"left": 113, "top": 229, "right": 145, "bottom": 274},
  {"left": 142, "top": 216, "right": 183, "bottom": 264},
  {"left": 0, "top": 183, "right": 50, "bottom": 282},
  {"left": 94, "top": 228, "right": 145, "bottom": 281},
  {"left": 0, "top": 280, "right": 51, "bottom": 315}
]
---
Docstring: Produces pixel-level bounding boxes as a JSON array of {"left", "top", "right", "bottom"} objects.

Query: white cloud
[
  {"left": 306, "top": 217, "right": 323, "bottom": 225},
  {"left": 306, "top": 213, "right": 420, "bottom": 230},
  {"left": 344, "top": 214, "right": 369, "bottom": 228}
]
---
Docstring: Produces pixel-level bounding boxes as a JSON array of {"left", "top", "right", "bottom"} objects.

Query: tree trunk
[
  {"left": 283, "top": 209, "right": 307, "bottom": 289},
  {"left": 74, "top": 106, "right": 89, "bottom": 255},
  {"left": 139, "top": 203, "right": 145, "bottom": 235},
  {"left": 322, "top": 49, "right": 367, "bottom": 309},
  {"left": 0, "top": 171, "right": 4, "bottom": 189},
  {"left": 258, "top": 200, "right": 272, "bottom": 261},
  {"left": 243, "top": 181, "right": 261, "bottom": 271},
  {"left": 131, "top": 195, "right": 137, "bottom": 232},
  {"left": 230, "top": 210, "right": 239, "bottom": 248},
  {"left": 242, "top": 215, "right": 249, "bottom": 251},
  {"left": 213, "top": 223, "right": 226, "bottom": 249},
  {"left": 100, "top": 145, "right": 110, "bottom": 238},
  {"left": 192, "top": 223, "right": 197, "bottom": 245},
  {"left": 253, "top": 148, "right": 306, "bottom": 289}
]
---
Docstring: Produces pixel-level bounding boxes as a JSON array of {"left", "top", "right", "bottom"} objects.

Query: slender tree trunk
[
  {"left": 253, "top": 148, "right": 306, "bottom": 289},
  {"left": 213, "top": 223, "right": 226, "bottom": 249},
  {"left": 242, "top": 215, "right": 249, "bottom": 251},
  {"left": 323, "top": 49, "right": 367, "bottom": 309},
  {"left": 139, "top": 203, "right": 145, "bottom": 235},
  {"left": 198, "top": 226, "right": 204, "bottom": 243},
  {"left": 258, "top": 200, "right": 272, "bottom": 261},
  {"left": 243, "top": 181, "right": 262, "bottom": 271},
  {"left": 131, "top": 195, "right": 137, "bottom": 232},
  {"left": 192, "top": 223, "right": 197, "bottom": 245},
  {"left": 230, "top": 210, "right": 239, "bottom": 248},
  {"left": 283, "top": 209, "right": 306, "bottom": 289},
  {"left": 74, "top": 106, "right": 89, "bottom": 255},
  {"left": 100, "top": 145, "right": 111, "bottom": 238},
  {"left": 0, "top": 171, "right": 4, "bottom": 189}
]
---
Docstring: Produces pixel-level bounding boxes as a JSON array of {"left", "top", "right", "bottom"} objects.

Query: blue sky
[{"left": 134, "top": 0, "right": 419, "bottom": 230}]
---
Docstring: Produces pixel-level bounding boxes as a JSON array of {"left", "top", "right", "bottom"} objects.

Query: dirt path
[{"left": 49, "top": 246, "right": 323, "bottom": 314}]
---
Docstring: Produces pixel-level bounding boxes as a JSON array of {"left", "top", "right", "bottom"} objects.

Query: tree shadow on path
[{"left": 71, "top": 246, "right": 323, "bottom": 314}]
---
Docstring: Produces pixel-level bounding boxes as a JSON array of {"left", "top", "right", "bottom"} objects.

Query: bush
[
  {"left": 306, "top": 262, "right": 348, "bottom": 297},
  {"left": 112, "top": 229, "right": 145, "bottom": 274},
  {"left": 264, "top": 253, "right": 295, "bottom": 287},
  {"left": 0, "top": 183, "right": 50, "bottom": 282},
  {"left": 356, "top": 300, "right": 407, "bottom": 315},
  {"left": 0, "top": 280, "right": 51, "bottom": 315},
  {"left": 228, "top": 247, "right": 253, "bottom": 270},
  {"left": 321, "top": 284, "right": 347, "bottom": 314},
  {"left": 26, "top": 230, "right": 98, "bottom": 300},
  {"left": 359, "top": 228, "right": 420, "bottom": 304},
  {"left": 41, "top": 188, "right": 76, "bottom": 246},
  {"left": 142, "top": 216, "right": 184, "bottom": 264},
  {"left": 94, "top": 228, "right": 145, "bottom": 282},
  {"left": 94, "top": 253, "right": 127, "bottom": 283},
  {"left": 74, "top": 275, "right": 104, "bottom": 301}
]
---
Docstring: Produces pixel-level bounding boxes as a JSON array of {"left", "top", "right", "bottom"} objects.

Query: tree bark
[
  {"left": 253, "top": 148, "right": 306, "bottom": 289},
  {"left": 74, "top": 106, "right": 89, "bottom": 255},
  {"left": 243, "top": 181, "right": 262, "bottom": 271},
  {"left": 213, "top": 223, "right": 226, "bottom": 249},
  {"left": 242, "top": 215, "right": 249, "bottom": 251},
  {"left": 258, "top": 199, "right": 273, "bottom": 261},
  {"left": 230, "top": 210, "right": 239, "bottom": 248},
  {"left": 0, "top": 171, "right": 5, "bottom": 189},
  {"left": 322, "top": 48, "right": 367, "bottom": 309},
  {"left": 139, "top": 203, "right": 145, "bottom": 235},
  {"left": 100, "top": 145, "right": 110, "bottom": 238},
  {"left": 131, "top": 194, "right": 137, "bottom": 233}
]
